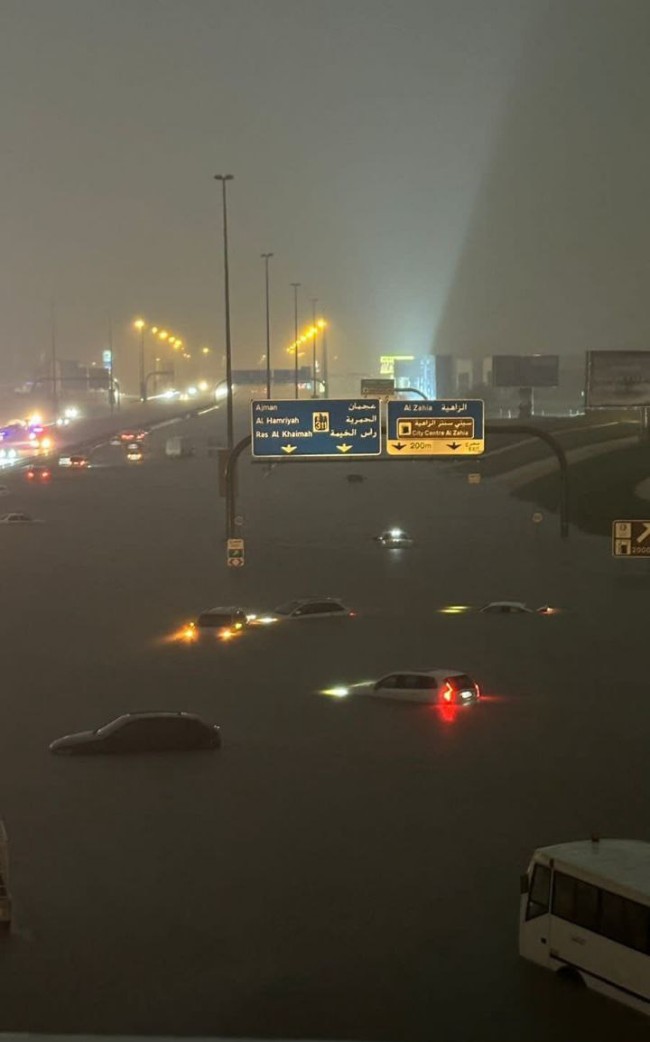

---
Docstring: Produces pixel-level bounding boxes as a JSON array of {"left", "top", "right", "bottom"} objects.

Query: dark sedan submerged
[{"left": 50, "top": 711, "right": 221, "bottom": 755}]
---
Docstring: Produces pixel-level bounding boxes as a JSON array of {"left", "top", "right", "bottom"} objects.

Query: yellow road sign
[
  {"left": 388, "top": 437, "right": 484, "bottom": 456},
  {"left": 612, "top": 519, "right": 650, "bottom": 556},
  {"left": 387, "top": 403, "right": 485, "bottom": 457}
]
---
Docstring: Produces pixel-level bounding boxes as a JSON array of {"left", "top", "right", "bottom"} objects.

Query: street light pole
[
  {"left": 322, "top": 324, "right": 329, "bottom": 397},
  {"left": 291, "top": 282, "right": 300, "bottom": 399},
  {"left": 311, "top": 297, "right": 318, "bottom": 397},
  {"left": 134, "top": 319, "right": 146, "bottom": 401},
  {"left": 215, "top": 174, "right": 235, "bottom": 450},
  {"left": 50, "top": 299, "right": 58, "bottom": 417},
  {"left": 262, "top": 253, "right": 273, "bottom": 399},
  {"left": 108, "top": 312, "right": 115, "bottom": 415}
]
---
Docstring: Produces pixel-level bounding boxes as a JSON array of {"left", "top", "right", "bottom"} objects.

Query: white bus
[{"left": 519, "top": 838, "right": 650, "bottom": 1016}]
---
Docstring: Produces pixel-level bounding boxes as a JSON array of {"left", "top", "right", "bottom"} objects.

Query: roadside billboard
[
  {"left": 379, "top": 355, "right": 414, "bottom": 376},
  {"left": 360, "top": 378, "right": 394, "bottom": 398},
  {"left": 586, "top": 350, "right": 650, "bottom": 408},
  {"left": 492, "top": 355, "right": 559, "bottom": 388}
]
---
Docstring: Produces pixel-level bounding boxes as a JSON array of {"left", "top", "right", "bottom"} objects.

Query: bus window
[
  {"left": 526, "top": 863, "right": 551, "bottom": 921},
  {"left": 600, "top": 890, "right": 650, "bottom": 953},
  {"left": 552, "top": 872, "right": 599, "bottom": 932}
]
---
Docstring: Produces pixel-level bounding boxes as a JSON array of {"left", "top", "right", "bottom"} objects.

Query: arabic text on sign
[{"left": 396, "top": 417, "right": 475, "bottom": 439}]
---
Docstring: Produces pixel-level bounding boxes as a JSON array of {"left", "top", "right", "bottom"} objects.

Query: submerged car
[
  {"left": 26, "top": 465, "right": 51, "bottom": 481},
  {"left": 374, "top": 528, "right": 414, "bottom": 548},
  {"left": 50, "top": 711, "right": 221, "bottom": 754},
  {"left": 180, "top": 605, "right": 250, "bottom": 641},
  {"left": 439, "top": 601, "right": 558, "bottom": 615},
  {"left": 322, "top": 669, "right": 480, "bottom": 705},
  {"left": 0, "top": 512, "right": 41, "bottom": 524},
  {"left": 262, "top": 597, "right": 355, "bottom": 621}
]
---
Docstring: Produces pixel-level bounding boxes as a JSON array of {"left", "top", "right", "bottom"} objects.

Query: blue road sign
[
  {"left": 387, "top": 398, "right": 485, "bottom": 456},
  {"left": 251, "top": 398, "right": 382, "bottom": 458}
]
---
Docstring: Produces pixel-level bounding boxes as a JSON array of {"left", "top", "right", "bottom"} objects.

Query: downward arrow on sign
[
  {"left": 337, "top": 444, "right": 352, "bottom": 453},
  {"left": 447, "top": 442, "right": 461, "bottom": 450},
  {"left": 392, "top": 442, "right": 406, "bottom": 451},
  {"left": 281, "top": 445, "right": 297, "bottom": 454}
]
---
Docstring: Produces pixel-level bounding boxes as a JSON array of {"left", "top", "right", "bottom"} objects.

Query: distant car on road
[
  {"left": 49, "top": 711, "right": 221, "bottom": 755},
  {"left": 374, "top": 528, "right": 414, "bottom": 548},
  {"left": 322, "top": 669, "right": 480, "bottom": 705},
  {"left": 119, "top": 429, "right": 147, "bottom": 442},
  {"left": 263, "top": 597, "right": 355, "bottom": 622},
  {"left": 180, "top": 606, "right": 250, "bottom": 641},
  {"left": 26, "top": 465, "right": 51, "bottom": 481},
  {"left": 125, "top": 442, "right": 143, "bottom": 462},
  {"left": 439, "top": 601, "right": 558, "bottom": 615},
  {"left": 0, "top": 512, "right": 41, "bottom": 525},
  {"left": 59, "top": 454, "right": 89, "bottom": 468}
]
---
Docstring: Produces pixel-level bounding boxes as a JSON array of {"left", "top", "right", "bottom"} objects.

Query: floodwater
[{"left": 0, "top": 409, "right": 648, "bottom": 1040}]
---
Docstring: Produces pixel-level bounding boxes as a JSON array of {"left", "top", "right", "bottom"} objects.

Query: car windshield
[
  {"left": 196, "top": 613, "right": 234, "bottom": 628},
  {"left": 273, "top": 600, "right": 303, "bottom": 615}
]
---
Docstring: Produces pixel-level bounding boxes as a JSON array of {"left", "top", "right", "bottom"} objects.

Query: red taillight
[
  {"left": 441, "top": 681, "right": 453, "bottom": 703},
  {"left": 475, "top": 684, "right": 481, "bottom": 698},
  {"left": 27, "top": 472, "right": 34, "bottom": 479},
  {"left": 348, "top": 611, "right": 356, "bottom": 617}
]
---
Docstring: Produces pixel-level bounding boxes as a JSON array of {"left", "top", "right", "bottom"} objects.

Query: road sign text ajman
[{"left": 251, "top": 399, "right": 381, "bottom": 459}]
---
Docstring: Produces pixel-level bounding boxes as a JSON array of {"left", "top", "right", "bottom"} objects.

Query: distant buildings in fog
[{"left": 375, "top": 352, "right": 587, "bottom": 417}]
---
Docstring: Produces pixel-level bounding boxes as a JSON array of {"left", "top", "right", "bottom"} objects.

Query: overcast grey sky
[
  {"left": 9, "top": 1, "right": 650, "bottom": 387},
  {"left": 1, "top": 0, "right": 543, "bottom": 385}
]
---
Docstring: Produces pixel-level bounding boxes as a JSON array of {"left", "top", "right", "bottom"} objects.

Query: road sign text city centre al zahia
[
  {"left": 387, "top": 399, "right": 485, "bottom": 456},
  {"left": 251, "top": 399, "right": 382, "bottom": 458}
]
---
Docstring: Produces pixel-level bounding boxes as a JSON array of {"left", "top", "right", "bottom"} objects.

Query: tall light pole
[
  {"left": 50, "top": 300, "right": 58, "bottom": 416},
  {"left": 291, "top": 282, "right": 301, "bottom": 399},
  {"left": 107, "top": 312, "right": 115, "bottom": 414},
  {"left": 215, "top": 174, "right": 234, "bottom": 450},
  {"left": 311, "top": 298, "right": 318, "bottom": 397},
  {"left": 322, "top": 322, "right": 329, "bottom": 397},
  {"left": 262, "top": 253, "right": 273, "bottom": 399},
  {"left": 134, "top": 318, "right": 146, "bottom": 401}
]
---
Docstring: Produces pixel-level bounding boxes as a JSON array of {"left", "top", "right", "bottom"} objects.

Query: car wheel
[{"left": 556, "top": 966, "right": 585, "bottom": 988}]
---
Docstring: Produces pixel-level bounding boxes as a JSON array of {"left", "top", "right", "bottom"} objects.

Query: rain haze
[
  {"left": 1, "top": 0, "right": 540, "bottom": 381},
  {"left": 2, "top": 3, "right": 650, "bottom": 1042}
]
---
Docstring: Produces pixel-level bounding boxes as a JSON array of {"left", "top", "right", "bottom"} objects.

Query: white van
[{"left": 520, "top": 838, "right": 650, "bottom": 1015}]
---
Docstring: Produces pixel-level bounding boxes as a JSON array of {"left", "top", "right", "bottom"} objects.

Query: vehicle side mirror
[{"left": 520, "top": 873, "right": 529, "bottom": 895}]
